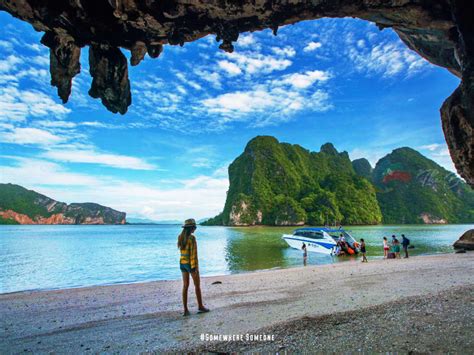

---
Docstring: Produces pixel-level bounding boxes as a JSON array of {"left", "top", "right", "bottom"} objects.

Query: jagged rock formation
[
  {"left": 0, "top": 183, "right": 126, "bottom": 225},
  {"left": 204, "top": 136, "right": 383, "bottom": 226},
  {"left": 0, "top": 0, "right": 472, "bottom": 185},
  {"left": 204, "top": 136, "right": 474, "bottom": 226}
]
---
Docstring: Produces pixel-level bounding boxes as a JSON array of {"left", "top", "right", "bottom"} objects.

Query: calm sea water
[{"left": 0, "top": 224, "right": 471, "bottom": 294}]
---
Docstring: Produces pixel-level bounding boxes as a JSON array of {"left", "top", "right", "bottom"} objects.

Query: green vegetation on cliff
[
  {"left": 0, "top": 183, "right": 126, "bottom": 224},
  {"left": 204, "top": 136, "right": 382, "bottom": 226},
  {"left": 352, "top": 158, "right": 373, "bottom": 180},
  {"left": 204, "top": 137, "right": 474, "bottom": 226},
  {"left": 0, "top": 216, "right": 19, "bottom": 224},
  {"left": 0, "top": 183, "right": 65, "bottom": 220},
  {"left": 373, "top": 147, "right": 474, "bottom": 224}
]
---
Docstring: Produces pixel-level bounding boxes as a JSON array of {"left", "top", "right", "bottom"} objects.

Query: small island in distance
[{"left": 0, "top": 183, "right": 126, "bottom": 225}]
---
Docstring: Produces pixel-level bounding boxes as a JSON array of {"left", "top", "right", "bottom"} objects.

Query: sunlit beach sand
[{"left": 1, "top": 252, "right": 472, "bottom": 353}]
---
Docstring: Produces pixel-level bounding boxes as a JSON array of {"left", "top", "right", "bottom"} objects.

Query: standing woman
[
  {"left": 178, "top": 218, "right": 210, "bottom": 316},
  {"left": 383, "top": 236, "right": 389, "bottom": 259},
  {"left": 392, "top": 237, "right": 401, "bottom": 259}
]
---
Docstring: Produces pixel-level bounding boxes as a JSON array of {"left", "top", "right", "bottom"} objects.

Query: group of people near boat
[
  {"left": 383, "top": 234, "right": 410, "bottom": 259},
  {"left": 305, "top": 233, "right": 410, "bottom": 263},
  {"left": 177, "top": 218, "right": 412, "bottom": 317}
]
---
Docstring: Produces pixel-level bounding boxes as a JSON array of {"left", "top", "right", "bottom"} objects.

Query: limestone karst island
[{"left": 0, "top": 0, "right": 473, "bottom": 353}]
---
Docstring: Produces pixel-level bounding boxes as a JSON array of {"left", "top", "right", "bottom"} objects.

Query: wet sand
[{"left": 1, "top": 252, "right": 473, "bottom": 353}]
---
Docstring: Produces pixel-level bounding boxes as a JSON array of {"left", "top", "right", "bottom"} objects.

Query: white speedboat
[{"left": 282, "top": 227, "right": 359, "bottom": 255}]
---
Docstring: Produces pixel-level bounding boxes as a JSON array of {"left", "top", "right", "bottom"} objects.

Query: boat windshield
[{"left": 294, "top": 230, "right": 325, "bottom": 239}]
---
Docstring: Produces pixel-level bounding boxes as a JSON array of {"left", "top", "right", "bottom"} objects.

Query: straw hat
[{"left": 182, "top": 218, "right": 197, "bottom": 228}]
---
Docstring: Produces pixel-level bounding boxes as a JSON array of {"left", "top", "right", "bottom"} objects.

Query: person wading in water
[
  {"left": 302, "top": 242, "right": 308, "bottom": 266},
  {"left": 178, "top": 218, "right": 210, "bottom": 316}
]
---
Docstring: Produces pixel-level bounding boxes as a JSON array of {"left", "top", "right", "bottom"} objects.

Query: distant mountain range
[
  {"left": 127, "top": 218, "right": 210, "bottom": 225},
  {"left": 203, "top": 136, "right": 474, "bottom": 226},
  {"left": 126, "top": 218, "right": 181, "bottom": 225},
  {"left": 0, "top": 184, "right": 126, "bottom": 225}
]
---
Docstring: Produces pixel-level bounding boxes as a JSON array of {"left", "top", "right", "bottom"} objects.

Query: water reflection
[
  {"left": 225, "top": 227, "right": 291, "bottom": 272},
  {"left": 0, "top": 224, "right": 471, "bottom": 293}
]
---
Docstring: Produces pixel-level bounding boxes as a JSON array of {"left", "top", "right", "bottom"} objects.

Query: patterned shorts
[{"left": 180, "top": 263, "right": 196, "bottom": 273}]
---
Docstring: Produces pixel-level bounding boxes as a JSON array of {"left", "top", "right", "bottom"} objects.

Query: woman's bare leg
[
  {"left": 191, "top": 270, "right": 204, "bottom": 309},
  {"left": 181, "top": 271, "right": 190, "bottom": 313}
]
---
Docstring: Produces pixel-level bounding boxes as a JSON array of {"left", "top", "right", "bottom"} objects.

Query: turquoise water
[{"left": 0, "top": 224, "right": 471, "bottom": 293}]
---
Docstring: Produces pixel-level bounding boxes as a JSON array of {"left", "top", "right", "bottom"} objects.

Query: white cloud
[
  {"left": 347, "top": 40, "right": 429, "bottom": 78},
  {"left": 0, "top": 74, "right": 18, "bottom": 85},
  {"left": 303, "top": 41, "right": 322, "bottom": 52},
  {"left": 0, "top": 87, "right": 70, "bottom": 121},
  {"left": 418, "top": 144, "right": 442, "bottom": 151},
  {"left": 237, "top": 34, "right": 256, "bottom": 47},
  {"left": 201, "top": 85, "right": 332, "bottom": 127},
  {"left": 175, "top": 72, "right": 202, "bottom": 90},
  {"left": 220, "top": 51, "right": 292, "bottom": 76},
  {"left": 24, "top": 43, "right": 43, "bottom": 53},
  {"left": 272, "top": 46, "right": 296, "bottom": 57},
  {"left": 191, "top": 157, "right": 212, "bottom": 168},
  {"left": 0, "top": 157, "right": 100, "bottom": 186},
  {"left": 202, "top": 89, "right": 275, "bottom": 116},
  {"left": 0, "top": 127, "right": 65, "bottom": 146},
  {"left": 218, "top": 60, "right": 242, "bottom": 76},
  {"left": 31, "top": 55, "right": 49, "bottom": 67},
  {"left": 193, "top": 68, "right": 222, "bottom": 89},
  {"left": 201, "top": 63, "right": 332, "bottom": 127},
  {"left": 42, "top": 149, "right": 157, "bottom": 170},
  {"left": 356, "top": 39, "right": 365, "bottom": 48},
  {"left": 0, "top": 40, "right": 14, "bottom": 52},
  {"left": 0, "top": 55, "right": 22, "bottom": 72},
  {"left": 176, "top": 85, "right": 187, "bottom": 95},
  {"left": 279, "top": 70, "right": 330, "bottom": 89}
]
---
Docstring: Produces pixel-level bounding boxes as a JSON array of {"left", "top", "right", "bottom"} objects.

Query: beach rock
[
  {"left": 453, "top": 229, "right": 474, "bottom": 250},
  {"left": 0, "top": 0, "right": 473, "bottom": 184}
]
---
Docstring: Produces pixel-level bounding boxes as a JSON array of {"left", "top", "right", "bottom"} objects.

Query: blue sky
[{"left": 0, "top": 12, "right": 461, "bottom": 220}]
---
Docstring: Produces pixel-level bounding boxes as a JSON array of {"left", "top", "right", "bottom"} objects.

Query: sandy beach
[{"left": 1, "top": 252, "right": 473, "bottom": 353}]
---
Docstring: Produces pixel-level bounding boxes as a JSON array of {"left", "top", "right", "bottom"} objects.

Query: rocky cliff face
[
  {"left": 373, "top": 147, "right": 474, "bottom": 224},
  {"left": 204, "top": 137, "right": 474, "bottom": 226},
  {"left": 0, "top": 0, "right": 472, "bottom": 186},
  {"left": 0, "top": 184, "right": 126, "bottom": 225},
  {"left": 204, "top": 136, "right": 382, "bottom": 226}
]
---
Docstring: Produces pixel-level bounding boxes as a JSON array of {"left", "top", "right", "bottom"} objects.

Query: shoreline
[
  {"left": 0, "top": 250, "right": 459, "bottom": 296},
  {"left": 1, "top": 223, "right": 472, "bottom": 227},
  {"left": 1, "top": 252, "right": 473, "bottom": 353}
]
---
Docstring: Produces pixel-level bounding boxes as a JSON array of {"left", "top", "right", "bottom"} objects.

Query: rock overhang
[{"left": 0, "top": 0, "right": 472, "bottom": 186}]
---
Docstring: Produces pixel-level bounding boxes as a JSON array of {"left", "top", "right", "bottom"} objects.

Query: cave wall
[{"left": 0, "top": 0, "right": 472, "bottom": 185}]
